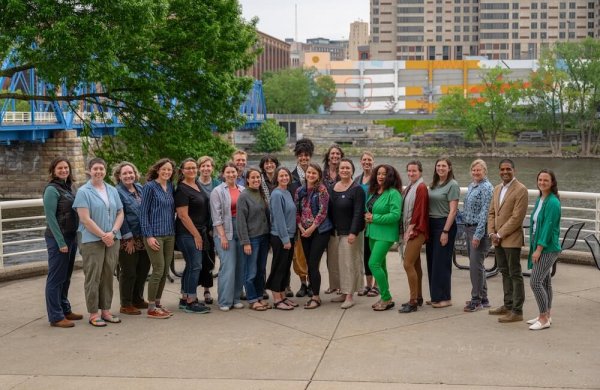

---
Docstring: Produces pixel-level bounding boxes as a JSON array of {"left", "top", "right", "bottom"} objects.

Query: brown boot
[
  {"left": 64, "top": 312, "right": 83, "bottom": 321},
  {"left": 498, "top": 312, "right": 523, "bottom": 323},
  {"left": 51, "top": 319, "right": 74, "bottom": 328},
  {"left": 488, "top": 305, "right": 509, "bottom": 315}
]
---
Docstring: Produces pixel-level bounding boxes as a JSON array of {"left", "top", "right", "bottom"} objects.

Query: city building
[
  {"left": 370, "top": 0, "right": 600, "bottom": 61},
  {"left": 306, "top": 38, "right": 349, "bottom": 61},
  {"left": 304, "top": 53, "right": 536, "bottom": 114},
  {"left": 349, "top": 21, "right": 370, "bottom": 60},
  {"left": 244, "top": 31, "right": 290, "bottom": 79}
]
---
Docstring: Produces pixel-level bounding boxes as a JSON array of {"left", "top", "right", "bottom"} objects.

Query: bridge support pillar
[{"left": 0, "top": 130, "right": 85, "bottom": 199}]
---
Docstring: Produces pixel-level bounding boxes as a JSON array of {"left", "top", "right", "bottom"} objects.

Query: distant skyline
[{"left": 238, "top": 0, "right": 369, "bottom": 42}]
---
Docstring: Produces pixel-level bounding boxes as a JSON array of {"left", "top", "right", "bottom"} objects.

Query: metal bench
[
  {"left": 452, "top": 223, "right": 498, "bottom": 278},
  {"left": 583, "top": 233, "right": 600, "bottom": 271}
]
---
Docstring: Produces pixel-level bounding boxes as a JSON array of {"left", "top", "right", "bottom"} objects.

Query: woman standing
[
  {"left": 73, "top": 158, "right": 124, "bottom": 327},
  {"left": 43, "top": 157, "right": 81, "bottom": 328},
  {"left": 398, "top": 161, "right": 429, "bottom": 313},
  {"left": 197, "top": 156, "right": 220, "bottom": 304},
  {"left": 462, "top": 159, "right": 493, "bottom": 312},
  {"left": 322, "top": 144, "right": 344, "bottom": 189},
  {"left": 297, "top": 163, "right": 333, "bottom": 309},
  {"left": 237, "top": 167, "right": 271, "bottom": 311},
  {"left": 175, "top": 158, "right": 211, "bottom": 314},
  {"left": 365, "top": 164, "right": 402, "bottom": 312},
  {"left": 210, "top": 162, "right": 245, "bottom": 312},
  {"left": 140, "top": 158, "right": 176, "bottom": 319},
  {"left": 354, "top": 152, "right": 378, "bottom": 297},
  {"left": 259, "top": 154, "right": 279, "bottom": 202},
  {"left": 266, "top": 167, "right": 297, "bottom": 310},
  {"left": 527, "top": 169, "right": 561, "bottom": 331},
  {"left": 114, "top": 162, "right": 150, "bottom": 316},
  {"left": 426, "top": 157, "right": 460, "bottom": 308},
  {"left": 328, "top": 158, "right": 365, "bottom": 309}
]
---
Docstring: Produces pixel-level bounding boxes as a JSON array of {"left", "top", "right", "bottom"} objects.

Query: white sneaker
[
  {"left": 219, "top": 306, "right": 230, "bottom": 312},
  {"left": 232, "top": 302, "right": 244, "bottom": 309},
  {"left": 526, "top": 316, "right": 552, "bottom": 325},
  {"left": 529, "top": 320, "right": 551, "bottom": 330}
]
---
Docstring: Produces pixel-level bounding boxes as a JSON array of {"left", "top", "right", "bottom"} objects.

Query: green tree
[
  {"left": 525, "top": 47, "right": 571, "bottom": 156},
  {"left": 263, "top": 67, "right": 336, "bottom": 114},
  {"left": 436, "top": 66, "right": 523, "bottom": 153},
  {"left": 253, "top": 119, "right": 287, "bottom": 153},
  {"left": 0, "top": 0, "right": 259, "bottom": 173},
  {"left": 553, "top": 39, "right": 600, "bottom": 156}
]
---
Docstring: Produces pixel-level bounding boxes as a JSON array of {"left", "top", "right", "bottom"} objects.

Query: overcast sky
[{"left": 238, "top": 0, "right": 369, "bottom": 42}]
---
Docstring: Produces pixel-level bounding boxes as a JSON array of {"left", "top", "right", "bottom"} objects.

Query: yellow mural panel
[{"left": 405, "top": 86, "right": 423, "bottom": 96}]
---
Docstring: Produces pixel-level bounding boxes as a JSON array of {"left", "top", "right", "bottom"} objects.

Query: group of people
[{"left": 43, "top": 142, "right": 561, "bottom": 331}]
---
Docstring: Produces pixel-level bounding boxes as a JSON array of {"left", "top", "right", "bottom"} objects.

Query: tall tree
[
  {"left": 525, "top": 47, "right": 571, "bottom": 156},
  {"left": 436, "top": 66, "right": 523, "bottom": 153},
  {"left": 554, "top": 39, "right": 600, "bottom": 156},
  {"left": 0, "top": 0, "right": 259, "bottom": 172},
  {"left": 263, "top": 67, "right": 337, "bottom": 114}
]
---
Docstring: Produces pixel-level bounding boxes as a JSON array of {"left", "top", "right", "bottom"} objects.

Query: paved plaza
[{"left": 0, "top": 252, "right": 599, "bottom": 389}]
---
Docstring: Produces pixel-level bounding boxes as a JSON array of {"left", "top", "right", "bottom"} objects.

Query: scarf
[
  {"left": 402, "top": 177, "right": 423, "bottom": 237},
  {"left": 296, "top": 164, "right": 306, "bottom": 186},
  {"left": 261, "top": 173, "right": 272, "bottom": 203}
]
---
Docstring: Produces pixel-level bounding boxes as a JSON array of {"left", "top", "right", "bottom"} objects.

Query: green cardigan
[
  {"left": 527, "top": 193, "right": 561, "bottom": 269},
  {"left": 365, "top": 188, "right": 402, "bottom": 243}
]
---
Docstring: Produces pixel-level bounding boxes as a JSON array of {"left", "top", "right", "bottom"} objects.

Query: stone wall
[{"left": 0, "top": 130, "right": 85, "bottom": 199}]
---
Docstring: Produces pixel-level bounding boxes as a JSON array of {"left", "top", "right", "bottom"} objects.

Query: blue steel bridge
[{"left": 0, "top": 57, "right": 266, "bottom": 145}]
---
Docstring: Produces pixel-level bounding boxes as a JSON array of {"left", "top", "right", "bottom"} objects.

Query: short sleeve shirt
[
  {"left": 174, "top": 182, "right": 211, "bottom": 235},
  {"left": 428, "top": 179, "right": 460, "bottom": 218}
]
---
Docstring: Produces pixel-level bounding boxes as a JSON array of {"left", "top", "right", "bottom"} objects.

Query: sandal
[
  {"left": 367, "top": 287, "right": 380, "bottom": 297},
  {"left": 101, "top": 314, "right": 122, "bottom": 323},
  {"left": 203, "top": 291, "right": 213, "bottom": 305},
  {"left": 324, "top": 288, "right": 339, "bottom": 294},
  {"left": 283, "top": 298, "right": 299, "bottom": 307},
  {"left": 250, "top": 302, "right": 268, "bottom": 311},
  {"left": 89, "top": 316, "right": 107, "bottom": 327},
  {"left": 273, "top": 300, "right": 293, "bottom": 310},
  {"left": 358, "top": 286, "right": 371, "bottom": 296},
  {"left": 258, "top": 300, "right": 272, "bottom": 309},
  {"left": 371, "top": 299, "right": 382, "bottom": 309},
  {"left": 373, "top": 300, "right": 395, "bottom": 311},
  {"left": 304, "top": 298, "right": 321, "bottom": 309}
]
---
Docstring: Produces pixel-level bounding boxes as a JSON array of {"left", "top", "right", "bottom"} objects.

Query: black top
[
  {"left": 174, "top": 181, "right": 211, "bottom": 235},
  {"left": 329, "top": 184, "right": 365, "bottom": 236}
]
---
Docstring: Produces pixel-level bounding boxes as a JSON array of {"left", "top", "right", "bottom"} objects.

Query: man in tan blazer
[{"left": 487, "top": 159, "right": 529, "bottom": 323}]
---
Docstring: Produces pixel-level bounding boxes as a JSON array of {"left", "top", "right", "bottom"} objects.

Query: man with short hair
[
  {"left": 487, "top": 159, "right": 528, "bottom": 323},
  {"left": 232, "top": 150, "right": 247, "bottom": 187}
]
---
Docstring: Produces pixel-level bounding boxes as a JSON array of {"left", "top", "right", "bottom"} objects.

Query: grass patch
[{"left": 375, "top": 119, "right": 438, "bottom": 135}]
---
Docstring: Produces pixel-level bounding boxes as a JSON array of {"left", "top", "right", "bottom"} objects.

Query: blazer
[
  {"left": 209, "top": 182, "right": 245, "bottom": 240},
  {"left": 527, "top": 193, "right": 561, "bottom": 269},
  {"left": 365, "top": 188, "right": 402, "bottom": 243},
  {"left": 487, "top": 178, "right": 528, "bottom": 248}
]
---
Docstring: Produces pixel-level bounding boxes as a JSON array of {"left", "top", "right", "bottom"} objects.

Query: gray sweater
[
  {"left": 269, "top": 188, "right": 297, "bottom": 245},
  {"left": 236, "top": 188, "right": 270, "bottom": 245}
]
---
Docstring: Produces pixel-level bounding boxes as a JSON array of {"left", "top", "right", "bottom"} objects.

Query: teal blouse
[{"left": 527, "top": 193, "right": 561, "bottom": 269}]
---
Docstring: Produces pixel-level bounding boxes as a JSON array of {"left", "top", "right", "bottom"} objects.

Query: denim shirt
[
  {"left": 73, "top": 180, "right": 123, "bottom": 244},
  {"left": 462, "top": 178, "right": 493, "bottom": 240},
  {"left": 117, "top": 182, "right": 143, "bottom": 239}
]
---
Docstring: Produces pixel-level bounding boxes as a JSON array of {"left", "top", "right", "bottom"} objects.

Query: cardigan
[
  {"left": 528, "top": 193, "right": 561, "bottom": 269},
  {"left": 365, "top": 188, "right": 402, "bottom": 243}
]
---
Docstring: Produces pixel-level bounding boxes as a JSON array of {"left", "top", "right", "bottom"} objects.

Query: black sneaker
[
  {"left": 178, "top": 299, "right": 187, "bottom": 310},
  {"left": 285, "top": 286, "right": 294, "bottom": 298},
  {"left": 481, "top": 298, "right": 491, "bottom": 308},
  {"left": 306, "top": 286, "right": 314, "bottom": 297},
  {"left": 295, "top": 284, "right": 308, "bottom": 297},
  {"left": 463, "top": 300, "right": 483, "bottom": 312},
  {"left": 184, "top": 301, "right": 211, "bottom": 314}
]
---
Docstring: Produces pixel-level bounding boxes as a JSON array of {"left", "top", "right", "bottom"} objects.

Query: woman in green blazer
[
  {"left": 527, "top": 169, "right": 561, "bottom": 331},
  {"left": 365, "top": 164, "right": 403, "bottom": 311}
]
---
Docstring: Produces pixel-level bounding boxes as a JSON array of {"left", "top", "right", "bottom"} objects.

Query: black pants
[
  {"left": 301, "top": 230, "right": 331, "bottom": 296},
  {"left": 198, "top": 235, "right": 215, "bottom": 288},
  {"left": 266, "top": 235, "right": 294, "bottom": 293},
  {"left": 363, "top": 232, "right": 373, "bottom": 276}
]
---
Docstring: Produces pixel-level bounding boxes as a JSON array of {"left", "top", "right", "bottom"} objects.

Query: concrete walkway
[{"left": 1, "top": 252, "right": 599, "bottom": 390}]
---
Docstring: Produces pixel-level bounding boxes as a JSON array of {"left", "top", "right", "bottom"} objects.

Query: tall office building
[
  {"left": 349, "top": 21, "right": 370, "bottom": 60},
  {"left": 370, "top": 0, "right": 600, "bottom": 61}
]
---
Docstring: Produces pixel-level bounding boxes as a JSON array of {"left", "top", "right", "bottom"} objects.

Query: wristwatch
[{"left": 112, "top": 230, "right": 118, "bottom": 237}]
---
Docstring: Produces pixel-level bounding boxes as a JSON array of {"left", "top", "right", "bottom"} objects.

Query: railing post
[
  {"left": 596, "top": 197, "right": 600, "bottom": 238},
  {"left": 0, "top": 203, "right": 4, "bottom": 269}
]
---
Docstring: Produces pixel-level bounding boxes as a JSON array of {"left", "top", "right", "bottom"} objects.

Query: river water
[{"left": 2, "top": 156, "right": 598, "bottom": 266}]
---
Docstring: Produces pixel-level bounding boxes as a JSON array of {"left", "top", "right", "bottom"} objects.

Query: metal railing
[{"left": 1, "top": 189, "right": 600, "bottom": 269}]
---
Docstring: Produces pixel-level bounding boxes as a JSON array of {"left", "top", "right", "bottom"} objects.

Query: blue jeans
[
  {"left": 215, "top": 221, "right": 244, "bottom": 308},
  {"left": 242, "top": 235, "right": 269, "bottom": 303},
  {"left": 177, "top": 233, "right": 203, "bottom": 298},
  {"left": 45, "top": 233, "right": 77, "bottom": 323}
]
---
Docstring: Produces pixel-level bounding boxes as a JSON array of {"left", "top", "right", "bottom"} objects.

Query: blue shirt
[
  {"left": 72, "top": 180, "right": 123, "bottom": 244},
  {"left": 269, "top": 188, "right": 296, "bottom": 245},
  {"left": 116, "top": 182, "right": 143, "bottom": 239},
  {"left": 140, "top": 180, "right": 175, "bottom": 237},
  {"left": 462, "top": 178, "right": 493, "bottom": 240}
]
